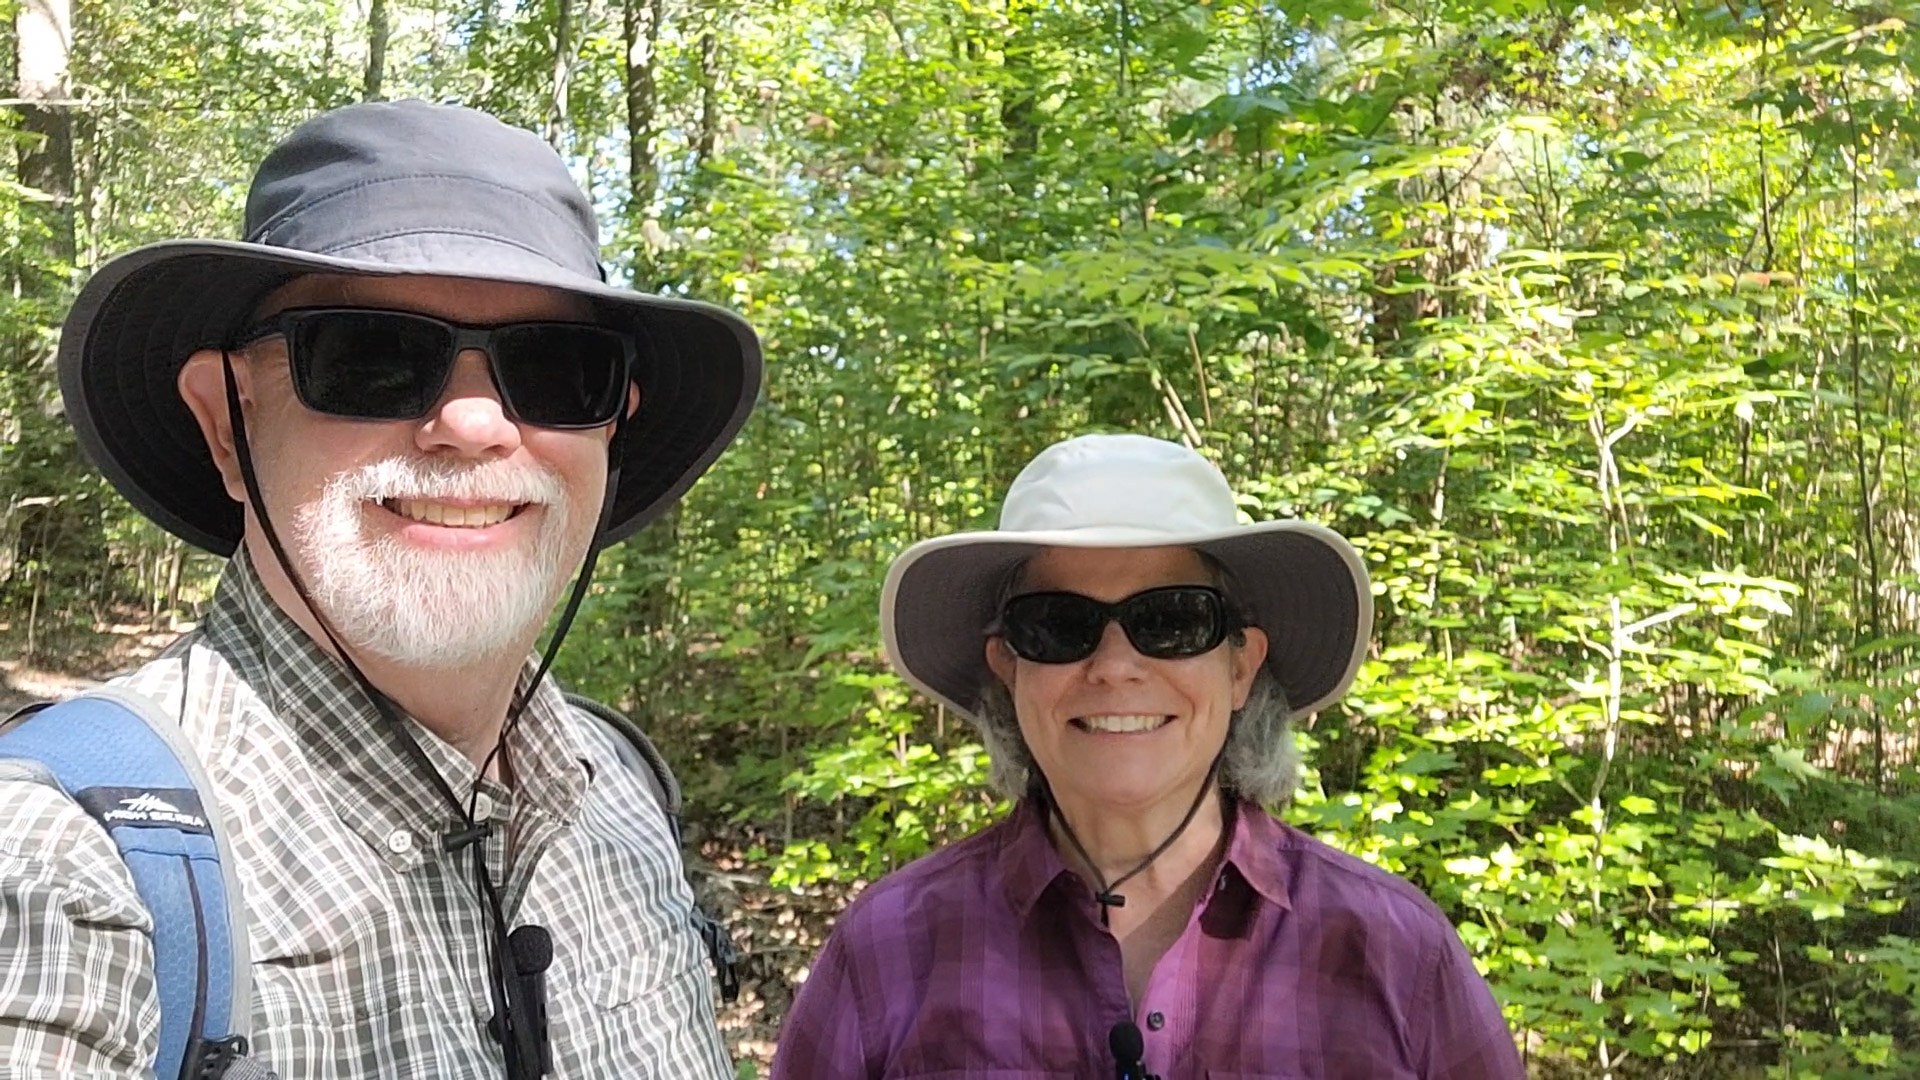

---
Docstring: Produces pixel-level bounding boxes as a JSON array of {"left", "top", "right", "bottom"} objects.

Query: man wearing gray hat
[{"left": 0, "top": 101, "right": 756, "bottom": 1078}]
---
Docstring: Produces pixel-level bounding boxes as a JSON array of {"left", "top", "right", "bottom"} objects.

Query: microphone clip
[
  {"left": 490, "top": 924, "right": 554, "bottom": 1079},
  {"left": 1108, "top": 1019, "right": 1159, "bottom": 1080}
]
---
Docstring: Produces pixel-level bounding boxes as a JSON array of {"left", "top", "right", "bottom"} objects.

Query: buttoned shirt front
[
  {"left": 773, "top": 798, "right": 1525, "bottom": 1080},
  {"left": 0, "top": 552, "right": 732, "bottom": 1078}
]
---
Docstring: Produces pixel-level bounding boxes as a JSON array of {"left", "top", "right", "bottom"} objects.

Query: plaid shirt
[
  {"left": 773, "top": 798, "right": 1526, "bottom": 1080},
  {"left": 0, "top": 552, "right": 732, "bottom": 1079}
]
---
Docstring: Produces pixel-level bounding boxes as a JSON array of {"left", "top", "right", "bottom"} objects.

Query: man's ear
[
  {"left": 177, "top": 350, "right": 249, "bottom": 503},
  {"left": 600, "top": 382, "right": 641, "bottom": 449}
]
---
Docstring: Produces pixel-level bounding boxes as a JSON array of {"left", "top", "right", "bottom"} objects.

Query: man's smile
[{"left": 382, "top": 498, "right": 524, "bottom": 528}]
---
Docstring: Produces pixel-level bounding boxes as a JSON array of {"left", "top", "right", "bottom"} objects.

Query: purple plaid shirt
[{"left": 773, "top": 799, "right": 1524, "bottom": 1079}]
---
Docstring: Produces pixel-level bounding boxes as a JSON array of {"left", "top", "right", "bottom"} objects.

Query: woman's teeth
[
  {"left": 1077, "top": 714, "right": 1169, "bottom": 734},
  {"left": 385, "top": 499, "right": 516, "bottom": 527}
]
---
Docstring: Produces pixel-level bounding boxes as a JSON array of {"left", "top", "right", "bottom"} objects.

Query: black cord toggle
[{"left": 443, "top": 820, "right": 494, "bottom": 853}]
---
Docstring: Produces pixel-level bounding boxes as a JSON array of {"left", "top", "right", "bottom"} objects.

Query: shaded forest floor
[
  {"left": 0, "top": 619, "right": 838, "bottom": 1075},
  {"left": 0, "top": 619, "right": 168, "bottom": 710}
]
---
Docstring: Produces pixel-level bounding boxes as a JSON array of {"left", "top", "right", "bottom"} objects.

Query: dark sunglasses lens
[
  {"left": 1002, "top": 592, "right": 1107, "bottom": 663},
  {"left": 492, "top": 324, "right": 629, "bottom": 427},
  {"left": 290, "top": 312, "right": 453, "bottom": 420},
  {"left": 1120, "top": 588, "right": 1227, "bottom": 658}
]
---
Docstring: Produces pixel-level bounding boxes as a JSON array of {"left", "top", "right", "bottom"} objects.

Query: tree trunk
[
  {"left": 546, "top": 0, "right": 572, "bottom": 149},
  {"left": 1000, "top": 0, "right": 1037, "bottom": 162},
  {"left": 693, "top": 4, "right": 722, "bottom": 167},
  {"left": 15, "top": 0, "right": 74, "bottom": 269},
  {"left": 622, "top": 0, "right": 664, "bottom": 212},
  {"left": 364, "top": 0, "right": 390, "bottom": 101},
  {"left": 991, "top": 0, "right": 1038, "bottom": 262}
]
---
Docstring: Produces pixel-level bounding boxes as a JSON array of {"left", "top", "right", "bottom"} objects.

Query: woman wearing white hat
[{"left": 772, "top": 434, "right": 1524, "bottom": 1080}]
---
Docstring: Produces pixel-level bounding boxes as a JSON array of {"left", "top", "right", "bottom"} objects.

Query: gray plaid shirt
[{"left": 0, "top": 552, "right": 732, "bottom": 1078}]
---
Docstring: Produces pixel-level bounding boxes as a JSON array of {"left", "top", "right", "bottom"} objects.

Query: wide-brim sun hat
[
  {"left": 58, "top": 99, "right": 761, "bottom": 555},
  {"left": 881, "top": 433, "right": 1373, "bottom": 720}
]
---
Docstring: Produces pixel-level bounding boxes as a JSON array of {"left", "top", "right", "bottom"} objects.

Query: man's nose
[{"left": 416, "top": 351, "right": 521, "bottom": 457}]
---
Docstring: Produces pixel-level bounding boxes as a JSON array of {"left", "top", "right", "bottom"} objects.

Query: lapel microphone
[
  {"left": 491, "top": 924, "right": 554, "bottom": 1078},
  {"left": 1109, "top": 1020, "right": 1158, "bottom": 1080}
]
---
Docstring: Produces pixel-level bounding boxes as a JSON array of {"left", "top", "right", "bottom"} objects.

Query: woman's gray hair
[{"left": 969, "top": 665, "right": 1300, "bottom": 806}]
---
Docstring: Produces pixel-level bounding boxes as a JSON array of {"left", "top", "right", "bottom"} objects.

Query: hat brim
[
  {"left": 881, "top": 520, "right": 1373, "bottom": 720},
  {"left": 58, "top": 238, "right": 761, "bottom": 555}
]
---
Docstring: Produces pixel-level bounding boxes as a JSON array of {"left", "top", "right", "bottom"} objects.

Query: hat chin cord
[
  {"left": 219, "top": 352, "right": 625, "bottom": 1080},
  {"left": 1039, "top": 747, "right": 1226, "bottom": 929}
]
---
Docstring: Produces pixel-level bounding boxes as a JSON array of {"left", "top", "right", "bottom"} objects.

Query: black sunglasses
[
  {"left": 233, "top": 307, "right": 634, "bottom": 429},
  {"left": 997, "top": 585, "right": 1243, "bottom": 664}
]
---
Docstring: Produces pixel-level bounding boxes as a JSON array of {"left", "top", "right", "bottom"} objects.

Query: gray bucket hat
[
  {"left": 58, "top": 99, "right": 762, "bottom": 555},
  {"left": 881, "top": 434, "right": 1373, "bottom": 720}
]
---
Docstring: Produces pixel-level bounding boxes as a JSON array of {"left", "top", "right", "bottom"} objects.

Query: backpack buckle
[
  {"left": 184, "top": 1034, "right": 250, "bottom": 1080},
  {"left": 693, "top": 908, "right": 742, "bottom": 1002}
]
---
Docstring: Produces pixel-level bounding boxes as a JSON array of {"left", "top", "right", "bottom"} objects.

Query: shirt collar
[
  {"left": 995, "top": 794, "right": 1295, "bottom": 919},
  {"left": 997, "top": 798, "right": 1074, "bottom": 920},
  {"left": 1218, "top": 800, "right": 1292, "bottom": 911},
  {"left": 202, "top": 549, "right": 591, "bottom": 864}
]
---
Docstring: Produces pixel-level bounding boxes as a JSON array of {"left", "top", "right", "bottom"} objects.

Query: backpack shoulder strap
[
  {"left": 562, "top": 691, "right": 740, "bottom": 1002},
  {"left": 0, "top": 686, "right": 268, "bottom": 1080},
  {"left": 564, "top": 691, "right": 681, "bottom": 832}
]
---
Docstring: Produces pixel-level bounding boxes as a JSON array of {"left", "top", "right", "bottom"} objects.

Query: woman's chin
[{"left": 1053, "top": 775, "right": 1195, "bottom": 818}]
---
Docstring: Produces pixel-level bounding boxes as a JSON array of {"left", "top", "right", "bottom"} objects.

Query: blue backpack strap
[{"left": 0, "top": 686, "right": 256, "bottom": 1080}]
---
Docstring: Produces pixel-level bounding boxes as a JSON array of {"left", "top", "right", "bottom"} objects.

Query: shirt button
[
  {"left": 471, "top": 792, "right": 497, "bottom": 820},
  {"left": 1146, "top": 1011, "right": 1166, "bottom": 1031},
  {"left": 385, "top": 829, "right": 416, "bottom": 855}
]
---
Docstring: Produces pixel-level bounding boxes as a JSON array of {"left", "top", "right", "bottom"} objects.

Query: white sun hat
[{"left": 880, "top": 433, "right": 1373, "bottom": 720}]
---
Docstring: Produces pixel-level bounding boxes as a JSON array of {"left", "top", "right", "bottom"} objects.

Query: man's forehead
[{"left": 252, "top": 273, "right": 598, "bottom": 324}]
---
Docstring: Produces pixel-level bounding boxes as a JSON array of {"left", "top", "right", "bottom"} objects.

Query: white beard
[{"left": 287, "top": 456, "right": 578, "bottom": 669}]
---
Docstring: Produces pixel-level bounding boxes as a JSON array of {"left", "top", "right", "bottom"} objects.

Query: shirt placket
[
  {"left": 493, "top": 685, "right": 588, "bottom": 916},
  {"left": 502, "top": 803, "right": 568, "bottom": 915},
  {"left": 1052, "top": 875, "right": 1144, "bottom": 1068},
  {"left": 474, "top": 779, "right": 563, "bottom": 921},
  {"left": 427, "top": 708, "right": 580, "bottom": 1039},
  {"left": 1134, "top": 881, "right": 1213, "bottom": 1080}
]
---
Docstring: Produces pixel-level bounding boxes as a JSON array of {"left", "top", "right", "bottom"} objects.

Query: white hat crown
[{"left": 1000, "top": 434, "right": 1239, "bottom": 536}]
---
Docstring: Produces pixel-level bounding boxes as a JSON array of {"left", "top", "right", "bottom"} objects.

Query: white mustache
[{"left": 327, "top": 456, "right": 564, "bottom": 506}]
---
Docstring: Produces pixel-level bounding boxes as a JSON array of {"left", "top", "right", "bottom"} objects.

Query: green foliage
[{"left": 772, "top": 671, "right": 998, "bottom": 887}]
